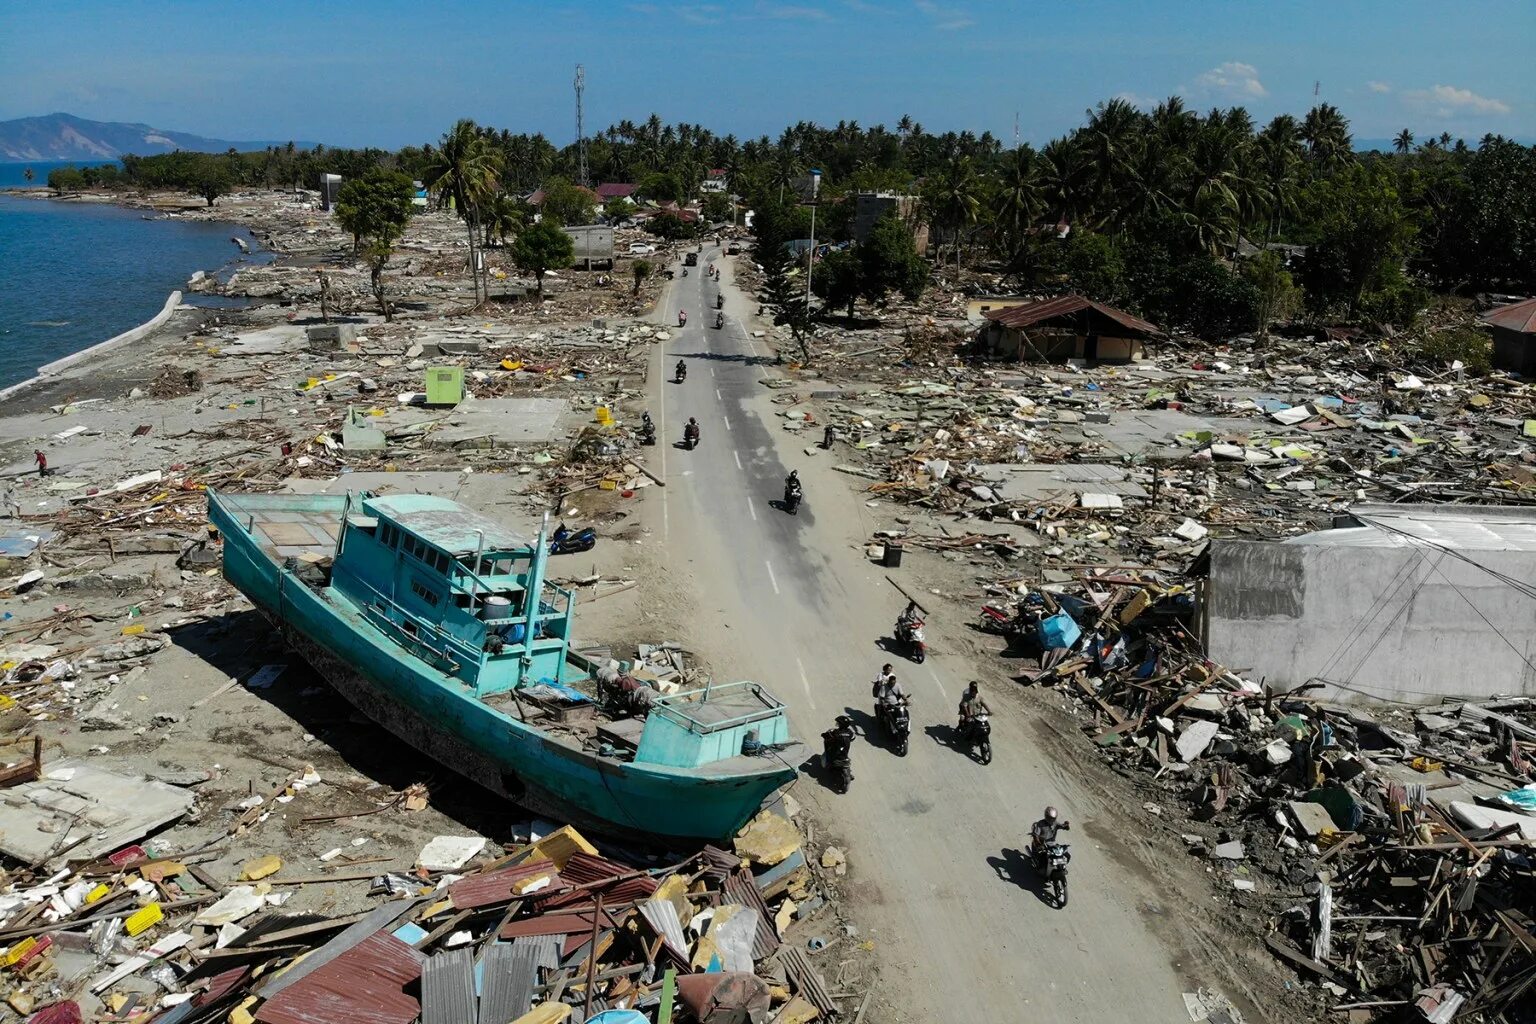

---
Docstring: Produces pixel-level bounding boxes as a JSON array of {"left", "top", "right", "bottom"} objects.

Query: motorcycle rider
[
  {"left": 715, "top": 312, "right": 724, "bottom": 329},
  {"left": 872, "top": 663, "right": 905, "bottom": 704},
  {"left": 640, "top": 411, "right": 656, "bottom": 443},
  {"left": 1030, "top": 805, "right": 1070, "bottom": 863},
  {"left": 958, "top": 680, "right": 991, "bottom": 727},
  {"left": 784, "top": 469, "right": 802, "bottom": 504},
  {"left": 683, "top": 417, "right": 701, "bottom": 448},
  {"left": 678, "top": 310, "right": 688, "bottom": 327},
  {"left": 675, "top": 359, "right": 687, "bottom": 382},
  {"left": 822, "top": 715, "right": 856, "bottom": 778},
  {"left": 895, "top": 600, "right": 921, "bottom": 641}
]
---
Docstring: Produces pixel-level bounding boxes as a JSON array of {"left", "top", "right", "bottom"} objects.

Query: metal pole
[{"left": 804, "top": 169, "right": 820, "bottom": 312}]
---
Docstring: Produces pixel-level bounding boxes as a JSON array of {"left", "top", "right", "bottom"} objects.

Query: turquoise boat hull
[{"left": 209, "top": 492, "right": 798, "bottom": 843}]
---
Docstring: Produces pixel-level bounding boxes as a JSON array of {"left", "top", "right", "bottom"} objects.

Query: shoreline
[{"left": 0, "top": 290, "right": 185, "bottom": 403}]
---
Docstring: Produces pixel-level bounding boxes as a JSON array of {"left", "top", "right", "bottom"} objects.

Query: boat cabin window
[
  {"left": 410, "top": 579, "right": 442, "bottom": 607},
  {"left": 399, "top": 534, "right": 451, "bottom": 574},
  {"left": 379, "top": 523, "right": 399, "bottom": 548},
  {"left": 471, "top": 555, "right": 517, "bottom": 576}
]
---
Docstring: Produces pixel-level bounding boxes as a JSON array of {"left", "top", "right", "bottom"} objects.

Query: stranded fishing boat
[{"left": 207, "top": 490, "right": 802, "bottom": 841}]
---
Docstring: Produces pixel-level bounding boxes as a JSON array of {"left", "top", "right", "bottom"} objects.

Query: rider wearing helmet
[{"left": 1031, "top": 805, "right": 1070, "bottom": 859}]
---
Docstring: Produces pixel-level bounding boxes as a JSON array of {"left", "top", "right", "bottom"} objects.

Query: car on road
[
  {"left": 726, "top": 242, "right": 741, "bottom": 255},
  {"left": 627, "top": 242, "right": 656, "bottom": 255},
  {"left": 683, "top": 252, "right": 698, "bottom": 266}
]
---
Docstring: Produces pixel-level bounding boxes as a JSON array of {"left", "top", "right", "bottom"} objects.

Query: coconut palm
[
  {"left": 994, "top": 145, "right": 1045, "bottom": 259},
  {"left": 424, "top": 118, "right": 504, "bottom": 302},
  {"left": 1393, "top": 129, "right": 1414, "bottom": 154},
  {"left": 921, "top": 154, "right": 984, "bottom": 268},
  {"left": 1301, "top": 103, "right": 1353, "bottom": 172}
]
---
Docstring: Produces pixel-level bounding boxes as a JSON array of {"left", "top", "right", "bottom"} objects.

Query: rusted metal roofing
[
  {"left": 421, "top": 948, "right": 476, "bottom": 1024},
  {"left": 499, "top": 907, "right": 617, "bottom": 940},
  {"left": 722, "top": 871, "right": 782, "bottom": 960},
  {"left": 256, "top": 932, "right": 425, "bottom": 1024},
  {"left": 983, "top": 294, "right": 1158, "bottom": 336},
  {"left": 557, "top": 851, "right": 632, "bottom": 885},
  {"left": 449, "top": 861, "right": 565, "bottom": 910},
  {"left": 697, "top": 845, "right": 743, "bottom": 881},
  {"left": 776, "top": 945, "right": 837, "bottom": 1017},
  {"left": 1482, "top": 297, "right": 1536, "bottom": 333}
]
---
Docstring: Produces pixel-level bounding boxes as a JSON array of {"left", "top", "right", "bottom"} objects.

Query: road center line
[
  {"left": 764, "top": 559, "right": 780, "bottom": 594},
  {"left": 715, "top": 388, "right": 722, "bottom": 401},
  {"left": 795, "top": 656, "right": 815, "bottom": 706},
  {"left": 733, "top": 450, "right": 743, "bottom": 470},
  {"left": 747, "top": 499, "right": 758, "bottom": 521},
  {"left": 722, "top": 415, "right": 732, "bottom": 432}
]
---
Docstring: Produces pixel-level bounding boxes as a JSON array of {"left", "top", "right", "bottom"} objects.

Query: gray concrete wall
[{"left": 1207, "top": 539, "right": 1536, "bottom": 703}]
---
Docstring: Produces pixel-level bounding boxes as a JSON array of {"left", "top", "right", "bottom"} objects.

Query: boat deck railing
[{"left": 649, "top": 681, "right": 788, "bottom": 735}]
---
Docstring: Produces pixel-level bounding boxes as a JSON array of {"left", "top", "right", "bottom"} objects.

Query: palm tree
[
  {"left": 1082, "top": 98, "right": 1143, "bottom": 222},
  {"left": 770, "top": 144, "right": 801, "bottom": 204},
  {"left": 994, "top": 146, "right": 1045, "bottom": 268},
  {"left": 921, "top": 154, "right": 983, "bottom": 268},
  {"left": 1393, "top": 129, "right": 1414, "bottom": 154},
  {"left": 1040, "top": 136, "right": 1093, "bottom": 228},
  {"left": 424, "top": 118, "right": 504, "bottom": 302},
  {"left": 1301, "top": 103, "right": 1353, "bottom": 172}
]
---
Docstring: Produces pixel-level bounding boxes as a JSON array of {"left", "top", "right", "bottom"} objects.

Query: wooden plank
[{"left": 1266, "top": 935, "right": 1348, "bottom": 986}]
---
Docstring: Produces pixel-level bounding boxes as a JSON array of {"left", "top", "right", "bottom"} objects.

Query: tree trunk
[
  {"left": 464, "top": 209, "right": 480, "bottom": 304},
  {"left": 372, "top": 265, "right": 391, "bottom": 322},
  {"left": 536, "top": 270, "right": 544, "bottom": 299}
]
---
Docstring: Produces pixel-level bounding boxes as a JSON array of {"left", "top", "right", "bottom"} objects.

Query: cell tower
[
  {"left": 1314, "top": 80, "right": 1320, "bottom": 98},
  {"left": 574, "top": 64, "right": 589, "bottom": 188},
  {"left": 1013, "top": 111, "right": 1020, "bottom": 148}
]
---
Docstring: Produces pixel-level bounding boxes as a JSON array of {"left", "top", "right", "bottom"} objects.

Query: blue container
[{"left": 1037, "top": 612, "right": 1082, "bottom": 650}]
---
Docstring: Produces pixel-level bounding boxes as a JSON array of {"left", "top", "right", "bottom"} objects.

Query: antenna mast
[
  {"left": 574, "top": 64, "right": 589, "bottom": 188},
  {"left": 1013, "top": 111, "right": 1020, "bottom": 148}
]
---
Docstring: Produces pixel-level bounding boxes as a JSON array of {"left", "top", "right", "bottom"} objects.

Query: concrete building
[
  {"left": 852, "top": 192, "right": 928, "bottom": 256},
  {"left": 1481, "top": 297, "right": 1536, "bottom": 377},
  {"left": 978, "top": 294, "right": 1157, "bottom": 364},
  {"left": 1205, "top": 505, "right": 1536, "bottom": 703},
  {"left": 561, "top": 224, "right": 614, "bottom": 270}
]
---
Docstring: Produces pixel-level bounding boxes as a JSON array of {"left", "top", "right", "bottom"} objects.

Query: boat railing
[
  {"left": 345, "top": 574, "right": 482, "bottom": 670},
  {"left": 649, "top": 681, "right": 788, "bottom": 735}
]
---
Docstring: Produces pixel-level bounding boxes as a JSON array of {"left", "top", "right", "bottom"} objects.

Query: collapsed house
[{"left": 977, "top": 294, "right": 1158, "bottom": 365}]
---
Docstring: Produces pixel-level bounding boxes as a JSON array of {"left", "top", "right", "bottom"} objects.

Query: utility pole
[
  {"left": 804, "top": 168, "right": 821, "bottom": 314},
  {"left": 574, "top": 64, "right": 589, "bottom": 188}
]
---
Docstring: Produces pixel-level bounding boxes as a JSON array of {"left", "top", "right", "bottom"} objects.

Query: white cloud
[
  {"left": 1367, "top": 80, "right": 1392, "bottom": 94},
  {"left": 1403, "top": 84, "right": 1510, "bottom": 117},
  {"left": 914, "top": 0, "right": 972, "bottom": 30},
  {"left": 1191, "top": 61, "right": 1267, "bottom": 100},
  {"left": 1113, "top": 91, "right": 1158, "bottom": 111}
]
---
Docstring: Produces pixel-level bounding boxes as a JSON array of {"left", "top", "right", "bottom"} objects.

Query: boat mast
[{"left": 521, "top": 513, "right": 550, "bottom": 673}]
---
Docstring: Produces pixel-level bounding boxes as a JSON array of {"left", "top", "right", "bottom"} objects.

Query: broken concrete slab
[
  {"left": 1176, "top": 720, "right": 1220, "bottom": 762},
  {"left": 0, "top": 760, "right": 196, "bottom": 866}
]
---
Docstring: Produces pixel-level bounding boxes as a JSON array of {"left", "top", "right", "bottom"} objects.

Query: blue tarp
[{"left": 1037, "top": 612, "right": 1082, "bottom": 651}]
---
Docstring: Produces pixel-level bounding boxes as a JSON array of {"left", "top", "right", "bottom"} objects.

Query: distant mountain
[{"left": 0, "top": 113, "right": 314, "bottom": 162}]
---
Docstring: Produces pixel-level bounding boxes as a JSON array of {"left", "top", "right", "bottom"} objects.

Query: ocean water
[{"left": 0, "top": 168, "right": 271, "bottom": 390}]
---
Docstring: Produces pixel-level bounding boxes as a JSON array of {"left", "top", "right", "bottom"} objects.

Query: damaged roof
[
  {"left": 364, "top": 494, "right": 531, "bottom": 555},
  {"left": 983, "top": 294, "right": 1158, "bottom": 337},
  {"left": 1480, "top": 296, "right": 1536, "bottom": 333}
]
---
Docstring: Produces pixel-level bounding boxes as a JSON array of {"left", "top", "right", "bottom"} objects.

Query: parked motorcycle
[
  {"left": 639, "top": 419, "right": 656, "bottom": 446},
  {"left": 962, "top": 711, "right": 992, "bottom": 764},
  {"left": 895, "top": 616, "right": 926, "bottom": 663},
  {"left": 549, "top": 523, "right": 596, "bottom": 555},
  {"left": 1035, "top": 841, "right": 1071, "bottom": 908},
  {"left": 878, "top": 696, "right": 911, "bottom": 757}
]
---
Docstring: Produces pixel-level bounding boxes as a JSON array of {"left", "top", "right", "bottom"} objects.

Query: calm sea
[{"left": 0, "top": 161, "right": 272, "bottom": 390}]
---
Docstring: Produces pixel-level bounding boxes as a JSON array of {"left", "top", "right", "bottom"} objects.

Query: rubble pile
[{"left": 0, "top": 807, "right": 856, "bottom": 1022}]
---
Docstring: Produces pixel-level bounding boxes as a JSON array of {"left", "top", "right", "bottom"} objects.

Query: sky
[{"left": 2, "top": 0, "right": 1532, "bottom": 150}]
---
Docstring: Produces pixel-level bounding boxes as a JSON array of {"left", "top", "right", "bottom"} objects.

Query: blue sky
[{"left": 2, "top": 0, "right": 1531, "bottom": 149}]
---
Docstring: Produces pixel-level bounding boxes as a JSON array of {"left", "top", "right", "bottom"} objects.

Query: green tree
[
  {"left": 334, "top": 169, "right": 416, "bottom": 320},
  {"left": 811, "top": 248, "right": 862, "bottom": 318},
  {"left": 644, "top": 211, "right": 697, "bottom": 241},
  {"left": 701, "top": 192, "right": 732, "bottom": 223},
  {"left": 1242, "top": 251, "right": 1300, "bottom": 338},
  {"left": 605, "top": 196, "right": 639, "bottom": 221},
  {"left": 22, "top": 167, "right": 34, "bottom": 183},
  {"left": 540, "top": 178, "right": 596, "bottom": 226},
  {"left": 631, "top": 258, "right": 652, "bottom": 296},
  {"left": 1393, "top": 129, "right": 1414, "bottom": 155},
  {"left": 511, "top": 219, "right": 575, "bottom": 299},
  {"left": 483, "top": 193, "right": 528, "bottom": 247},
  {"left": 1299, "top": 164, "right": 1418, "bottom": 317},
  {"left": 921, "top": 154, "right": 983, "bottom": 268},
  {"left": 46, "top": 166, "right": 85, "bottom": 193},
  {"left": 857, "top": 211, "right": 929, "bottom": 306},
  {"left": 764, "top": 258, "right": 813, "bottom": 363},
  {"left": 636, "top": 171, "right": 682, "bottom": 202},
  {"left": 193, "top": 156, "right": 232, "bottom": 206}
]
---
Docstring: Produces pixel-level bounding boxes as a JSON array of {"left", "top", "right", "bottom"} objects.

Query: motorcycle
[
  {"left": 715, "top": 312, "right": 724, "bottom": 329},
  {"left": 675, "top": 362, "right": 687, "bottom": 383},
  {"left": 683, "top": 423, "right": 700, "bottom": 450},
  {"left": 895, "top": 616, "right": 927, "bottom": 663},
  {"left": 550, "top": 523, "right": 596, "bottom": 555},
  {"left": 677, "top": 312, "right": 688, "bottom": 328},
  {"left": 639, "top": 420, "right": 656, "bottom": 446},
  {"left": 1035, "top": 841, "right": 1071, "bottom": 908},
  {"left": 783, "top": 483, "right": 802, "bottom": 515},
  {"left": 822, "top": 733, "right": 853, "bottom": 793},
  {"left": 962, "top": 711, "right": 992, "bottom": 764},
  {"left": 682, "top": 267, "right": 688, "bottom": 277},
  {"left": 878, "top": 697, "right": 911, "bottom": 756}
]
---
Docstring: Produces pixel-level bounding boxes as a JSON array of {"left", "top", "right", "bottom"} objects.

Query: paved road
[{"left": 647, "top": 249, "right": 1197, "bottom": 1021}]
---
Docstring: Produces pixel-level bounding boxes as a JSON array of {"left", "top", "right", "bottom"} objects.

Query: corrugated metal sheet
[
  {"left": 777, "top": 946, "right": 836, "bottom": 1017},
  {"left": 477, "top": 944, "right": 519, "bottom": 1024},
  {"left": 984, "top": 294, "right": 1158, "bottom": 336},
  {"left": 422, "top": 948, "right": 476, "bottom": 1024},
  {"left": 538, "top": 876, "right": 656, "bottom": 913},
  {"left": 638, "top": 898, "right": 687, "bottom": 960},
  {"left": 1482, "top": 297, "right": 1536, "bottom": 333},
  {"left": 698, "top": 845, "right": 742, "bottom": 880},
  {"left": 449, "top": 862, "right": 565, "bottom": 911},
  {"left": 256, "top": 932, "right": 426, "bottom": 1024},
  {"left": 499, "top": 907, "right": 616, "bottom": 939},
  {"left": 255, "top": 900, "right": 419, "bottom": 999},
  {"left": 557, "top": 851, "right": 632, "bottom": 885},
  {"left": 722, "top": 871, "right": 781, "bottom": 960}
]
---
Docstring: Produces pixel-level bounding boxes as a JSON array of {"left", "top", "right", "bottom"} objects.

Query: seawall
[{"left": 0, "top": 290, "right": 183, "bottom": 402}]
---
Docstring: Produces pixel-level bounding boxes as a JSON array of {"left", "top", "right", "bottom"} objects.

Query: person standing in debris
[
  {"left": 822, "top": 423, "right": 835, "bottom": 449},
  {"left": 33, "top": 450, "right": 47, "bottom": 478}
]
